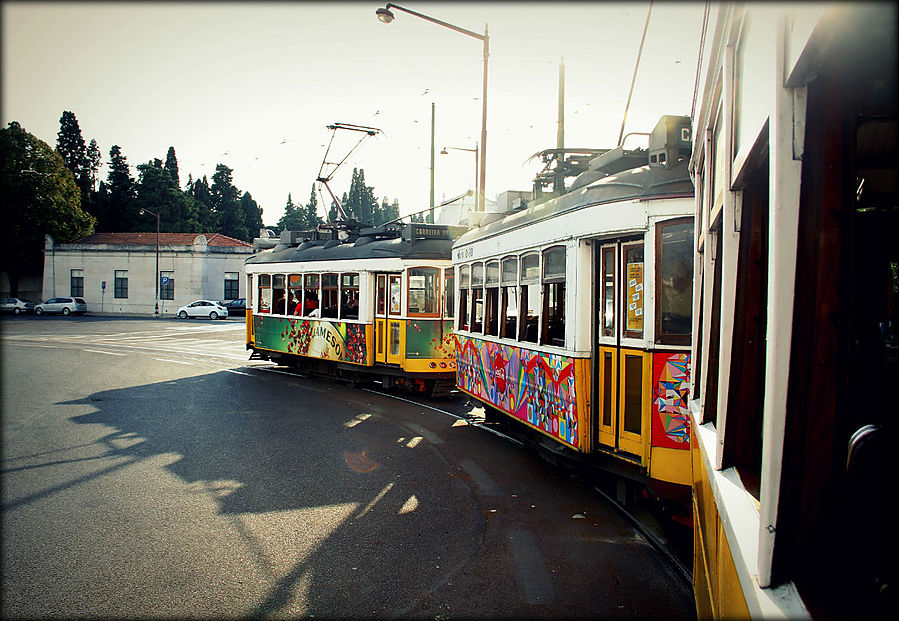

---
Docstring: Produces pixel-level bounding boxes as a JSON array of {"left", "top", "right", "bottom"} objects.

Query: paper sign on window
[{"left": 626, "top": 262, "right": 644, "bottom": 331}]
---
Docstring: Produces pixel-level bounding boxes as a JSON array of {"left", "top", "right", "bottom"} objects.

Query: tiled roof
[{"left": 74, "top": 232, "right": 252, "bottom": 248}]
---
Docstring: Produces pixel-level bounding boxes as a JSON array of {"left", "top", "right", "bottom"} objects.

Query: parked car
[
  {"left": 221, "top": 298, "right": 246, "bottom": 317},
  {"left": 177, "top": 300, "right": 228, "bottom": 320},
  {"left": 1, "top": 297, "right": 36, "bottom": 315},
  {"left": 34, "top": 297, "right": 87, "bottom": 316}
]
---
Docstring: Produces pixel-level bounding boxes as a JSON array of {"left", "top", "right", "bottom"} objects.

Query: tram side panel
[{"left": 252, "top": 314, "right": 373, "bottom": 366}]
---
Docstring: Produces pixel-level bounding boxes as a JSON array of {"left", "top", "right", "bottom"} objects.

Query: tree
[
  {"left": 133, "top": 157, "right": 199, "bottom": 233},
  {"left": 277, "top": 193, "right": 304, "bottom": 231},
  {"left": 55, "top": 111, "right": 89, "bottom": 201},
  {"left": 210, "top": 164, "right": 246, "bottom": 240},
  {"left": 86, "top": 139, "right": 101, "bottom": 192},
  {"left": 164, "top": 146, "right": 180, "bottom": 188},
  {"left": 343, "top": 167, "right": 379, "bottom": 224},
  {"left": 98, "top": 144, "right": 137, "bottom": 232},
  {"left": 304, "top": 185, "right": 321, "bottom": 229},
  {"left": 189, "top": 175, "right": 218, "bottom": 231},
  {"left": 239, "top": 191, "right": 263, "bottom": 241},
  {"left": 1, "top": 121, "right": 94, "bottom": 296}
]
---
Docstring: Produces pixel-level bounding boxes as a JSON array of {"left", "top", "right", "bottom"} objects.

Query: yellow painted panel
[
  {"left": 717, "top": 522, "right": 751, "bottom": 619},
  {"left": 597, "top": 347, "right": 617, "bottom": 448},
  {"left": 649, "top": 446, "right": 692, "bottom": 486},
  {"left": 375, "top": 318, "right": 386, "bottom": 364},
  {"left": 246, "top": 312, "right": 253, "bottom": 346},
  {"left": 693, "top": 501, "right": 715, "bottom": 620},
  {"left": 403, "top": 358, "right": 452, "bottom": 373},
  {"left": 386, "top": 320, "right": 404, "bottom": 365},
  {"left": 617, "top": 349, "right": 649, "bottom": 458},
  {"left": 575, "top": 358, "right": 592, "bottom": 452},
  {"left": 692, "top": 443, "right": 719, "bottom": 613}
]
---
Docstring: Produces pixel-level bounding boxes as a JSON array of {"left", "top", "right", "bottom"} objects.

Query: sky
[{"left": 2, "top": 1, "right": 706, "bottom": 228}]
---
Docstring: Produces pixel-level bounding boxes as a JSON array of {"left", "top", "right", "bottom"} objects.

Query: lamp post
[
  {"left": 376, "top": 3, "right": 488, "bottom": 212},
  {"left": 139, "top": 208, "right": 160, "bottom": 316},
  {"left": 440, "top": 144, "right": 478, "bottom": 201}
]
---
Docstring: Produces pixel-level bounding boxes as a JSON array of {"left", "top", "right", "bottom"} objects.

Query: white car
[
  {"left": 35, "top": 297, "right": 87, "bottom": 316},
  {"left": 176, "top": 300, "right": 228, "bottom": 320}
]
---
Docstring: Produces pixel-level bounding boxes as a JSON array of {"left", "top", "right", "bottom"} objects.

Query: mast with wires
[{"left": 315, "top": 122, "right": 382, "bottom": 222}]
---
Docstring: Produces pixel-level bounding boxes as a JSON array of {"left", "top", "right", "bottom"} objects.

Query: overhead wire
[
  {"left": 617, "top": 0, "right": 654, "bottom": 146},
  {"left": 691, "top": 1, "right": 711, "bottom": 121}
]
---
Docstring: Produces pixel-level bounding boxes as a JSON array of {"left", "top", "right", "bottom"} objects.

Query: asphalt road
[{"left": 1, "top": 316, "right": 695, "bottom": 618}]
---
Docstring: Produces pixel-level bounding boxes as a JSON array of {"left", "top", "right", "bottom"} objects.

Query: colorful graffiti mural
[
  {"left": 254, "top": 315, "right": 367, "bottom": 364},
  {"left": 651, "top": 352, "right": 691, "bottom": 448},
  {"left": 456, "top": 336, "right": 580, "bottom": 448}
]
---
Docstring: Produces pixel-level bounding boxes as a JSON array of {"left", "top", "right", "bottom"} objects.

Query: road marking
[
  {"left": 82, "top": 349, "right": 126, "bottom": 356},
  {"left": 224, "top": 369, "right": 251, "bottom": 376},
  {"left": 356, "top": 482, "right": 394, "bottom": 520},
  {"left": 508, "top": 529, "right": 554, "bottom": 605},
  {"left": 153, "top": 358, "right": 194, "bottom": 365}
]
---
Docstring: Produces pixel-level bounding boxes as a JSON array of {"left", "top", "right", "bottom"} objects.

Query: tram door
[
  {"left": 375, "top": 273, "right": 404, "bottom": 365},
  {"left": 595, "top": 239, "right": 649, "bottom": 459}
]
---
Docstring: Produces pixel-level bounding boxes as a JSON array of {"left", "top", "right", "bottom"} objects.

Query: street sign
[{"left": 161, "top": 276, "right": 169, "bottom": 285}]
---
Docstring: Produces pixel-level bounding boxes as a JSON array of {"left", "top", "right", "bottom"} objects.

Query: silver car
[
  {"left": 35, "top": 297, "right": 87, "bottom": 316},
  {"left": 1, "top": 297, "right": 36, "bottom": 314},
  {"left": 176, "top": 300, "right": 228, "bottom": 320}
]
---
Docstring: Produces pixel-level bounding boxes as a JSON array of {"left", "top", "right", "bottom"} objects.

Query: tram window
[
  {"left": 303, "top": 273, "right": 320, "bottom": 317},
  {"left": 623, "top": 244, "right": 645, "bottom": 338},
  {"left": 471, "top": 262, "right": 484, "bottom": 332},
  {"left": 321, "top": 274, "right": 339, "bottom": 318},
  {"left": 444, "top": 269, "right": 455, "bottom": 320},
  {"left": 272, "top": 274, "right": 286, "bottom": 315},
  {"left": 541, "top": 247, "right": 566, "bottom": 346},
  {"left": 601, "top": 247, "right": 616, "bottom": 337},
  {"left": 656, "top": 218, "right": 693, "bottom": 345},
  {"left": 485, "top": 260, "right": 500, "bottom": 335},
  {"left": 388, "top": 275, "right": 402, "bottom": 316},
  {"left": 501, "top": 256, "right": 519, "bottom": 339},
  {"left": 520, "top": 253, "right": 540, "bottom": 343},
  {"left": 377, "top": 274, "right": 386, "bottom": 316},
  {"left": 408, "top": 267, "right": 439, "bottom": 316},
  {"left": 288, "top": 274, "right": 302, "bottom": 315},
  {"left": 458, "top": 265, "right": 470, "bottom": 330},
  {"left": 258, "top": 274, "right": 271, "bottom": 314},
  {"left": 341, "top": 273, "right": 360, "bottom": 320}
]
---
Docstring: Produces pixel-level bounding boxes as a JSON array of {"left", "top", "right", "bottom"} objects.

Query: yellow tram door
[
  {"left": 595, "top": 240, "right": 650, "bottom": 461},
  {"left": 385, "top": 274, "right": 404, "bottom": 365},
  {"left": 374, "top": 274, "right": 388, "bottom": 364}
]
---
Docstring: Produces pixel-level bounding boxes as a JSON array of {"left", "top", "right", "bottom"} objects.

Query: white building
[{"left": 42, "top": 232, "right": 253, "bottom": 316}]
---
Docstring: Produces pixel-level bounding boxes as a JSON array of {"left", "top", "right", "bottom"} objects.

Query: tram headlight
[{"left": 439, "top": 362, "right": 447, "bottom": 368}]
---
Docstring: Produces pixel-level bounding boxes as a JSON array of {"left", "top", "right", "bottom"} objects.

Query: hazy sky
[{"left": 2, "top": 1, "right": 706, "bottom": 227}]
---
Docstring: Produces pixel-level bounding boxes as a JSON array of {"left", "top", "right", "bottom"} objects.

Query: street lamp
[
  {"left": 139, "top": 208, "right": 160, "bottom": 316},
  {"left": 375, "top": 3, "right": 489, "bottom": 212},
  {"left": 440, "top": 144, "right": 478, "bottom": 199}
]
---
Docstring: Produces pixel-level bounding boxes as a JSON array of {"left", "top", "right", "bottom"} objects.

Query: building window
[
  {"left": 500, "top": 256, "right": 518, "bottom": 339},
  {"left": 519, "top": 253, "right": 540, "bottom": 343},
  {"left": 160, "top": 271, "right": 175, "bottom": 300},
  {"left": 114, "top": 270, "right": 128, "bottom": 299},
  {"left": 70, "top": 269, "right": 84, "bottom": 297},
  {"left": 224, "top": 272, "right": 239, "bottom": 300},
  {"left": 541, "top": 246, "right": 566, "bottom": 346}
]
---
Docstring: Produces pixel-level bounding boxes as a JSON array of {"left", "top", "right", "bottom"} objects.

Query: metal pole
[
  {"left": 478, "top": 25, "right": 488, "bottom": 211},
  {"left": 154, "top": 214, "right": 159, "bottom": 316},
  {"left": 429, "top": 102, "right": 435, "bottom": 223}
]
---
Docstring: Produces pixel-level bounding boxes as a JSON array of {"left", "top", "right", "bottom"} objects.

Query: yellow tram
[
  {"left": 689, "top": 3, "right": 896, "bottom": 617},
  {"left": 244, "top": 222, "right": 463, "bottom": 396},
  {"left": 454, "top": 115, "right": 696, "bottom": 493}
]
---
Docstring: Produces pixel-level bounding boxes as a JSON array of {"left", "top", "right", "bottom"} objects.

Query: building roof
[{"left": 74, "top": 232, "right": 252, "bottom": 248}]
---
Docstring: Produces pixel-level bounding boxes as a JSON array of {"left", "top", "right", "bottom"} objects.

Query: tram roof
[
  {"left": 456, "top": 158, "right": 693, "bottom": 247},
  {"left": 246, "top": 222, "right": 464, "bottom": 266}
]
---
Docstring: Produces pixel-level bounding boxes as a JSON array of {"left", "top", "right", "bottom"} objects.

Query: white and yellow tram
[
  {"left": 689, "top": 3, "right": 896, "bottom": 618},
  {"left": 245, "top": 222, "right": 464, "bottom": 396},
  {"left": 454, "top": 115, "right": 696, "bottom": 492}
]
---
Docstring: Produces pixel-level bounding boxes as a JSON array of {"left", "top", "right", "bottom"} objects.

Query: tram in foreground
[
  {"left": 689, "top": 3, "right": 896, "bottom": 618},
  {"left": 244, "top": 221, "right": 464, "bottom": 396},
  {"left": 453, "top": 114, "right": 695, "bottom": 500}
]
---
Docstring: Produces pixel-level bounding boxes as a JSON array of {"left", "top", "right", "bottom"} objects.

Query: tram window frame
[
  {"left": 288, "top": 274, "right": 302, "bottom": 316},
  {"left": 655, "top": 218, "right": 694, "bottom": 345},
  {"left": 444, "top": 269, "right": 455, "bottom": 320},
  {"left": 388, "top": 275, "right": 402, "bottom": 316},
  {"left": 601, "top": 246, "right": 617, "bottom": 337},
  {"left": 519, "top": 252, "right": 540, "bottom": 343},
  {"left": 458, "top": 265, "right": 470, "bottom": 330},
  {"left": 303, "top": 273, "right": 320, "bottom": 317},
  {"left": 541, "top": 246, "right": 566, "bottom": 347},
  {"left": 257, "top": 273, "right": 272, "bottom": 314},
  {"left": 500, "top": 256, "right": 519, "bottom": 339},
  {"left": 340, "top": 273, "right": 360, "bottom": 320},
  {"left": 272, "top": 274, "right": 287, "bottom": 315},
  {"left": 485, "top": 260, "right": 500, "bottom": 336},
  {"left": 471, "top": 262, "right": 485, "bottom": 333},
  {"left": 622, "top": 243, "right": 645, "bottom": 339},
  {"left": 407, "top": 267, "right": 440, "bottom": 317},
  {"left": 321, "top": 273, "right": 339, "bottom": 318}
]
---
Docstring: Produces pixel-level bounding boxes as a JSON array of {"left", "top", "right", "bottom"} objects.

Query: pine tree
[
  {"left": 55, "top": 111, "right": 89, "bottom": 201},
  {"left": 102, "top": 145, "right": 137, "bottom": 231},
  {"left": 190, "top": 176, "right": 218, "bottom": 231},
  {"left": 134, "top": 157, "right": 199, "bottom": 233},
  {"left": 277, "top": 193, "right": 303, "bottom": 231},
  {"left": 304, "top": 185, "right": 321, "bottom": 228},
  {"left": 86, "top": 139, "right": 101, "bottom": 192},
  {"left": 239, "top": 192, "right": 263, "bottom": 241},
  {"left": 164, "top": 146, "right": 180, "bottom": 188},
  {"left": 211, "top": 164, "right": 246, "bottom": 240}
]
